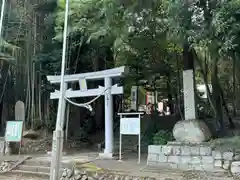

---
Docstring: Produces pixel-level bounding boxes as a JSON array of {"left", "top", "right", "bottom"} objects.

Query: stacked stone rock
[
  {"left": 60, "top": 168, "right": 156, "bottom": 180},
  {"left": 147, "top": 142, "right": 240, "bottom": 175},
  {"left": 0, "top": 161, "right": 11, "bottom": 172}
]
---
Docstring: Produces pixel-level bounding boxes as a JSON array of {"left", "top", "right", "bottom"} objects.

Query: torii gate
[{"left": 47, "top": 66, "right": 127, "bottom": 158}]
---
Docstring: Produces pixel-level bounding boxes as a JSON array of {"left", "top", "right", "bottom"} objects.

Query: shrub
[
  {"left": 32, "top": 119, "right": 42, "bottom": 131},
  {"left": 44, "top": 117, "right": 56, "bottom": 132},
  {"left": 152, "top": 130, "right": 174, "bottom": 145}
]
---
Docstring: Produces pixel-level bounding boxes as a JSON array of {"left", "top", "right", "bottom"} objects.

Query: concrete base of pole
[
  {"left": 99, "top": 152, "right": 113, "bottom": 159},
  {"left": 50, "top": 130, "right": 64, "bottom": 180},
  {"left": 47, "top": 151, "right": 67, "bottom": 156},
  {"left": 99, "top": 152, "right": 119, "bottom": 160}
]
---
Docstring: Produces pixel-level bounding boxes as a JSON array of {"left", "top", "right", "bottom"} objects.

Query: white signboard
[
  {"left": 118, "top": 112, "right": 143, "bottom": 164},
  {"left": 120, "top": 118, "right": 140, "bottom": 135}
]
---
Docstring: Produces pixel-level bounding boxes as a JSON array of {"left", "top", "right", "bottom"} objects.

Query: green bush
[
  {"left": 32, "top": 119, "right": 42, "bottom": 131},
  {"left": 74, "top": 127, "right": 88, "bottom": 142},
  {"left": 152, "top": 130, "right": 174, "bottom": 145},
  {"left": 44, "top": 117, "right": 56, "bottom": 132},
  {"left": 141, "top": 125, "right": 158, "bottom": 145}
]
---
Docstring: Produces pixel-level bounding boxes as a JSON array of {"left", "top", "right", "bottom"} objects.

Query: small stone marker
[
  {"left": 15, "top": 101, "right": 25, "bottom": 154},
  {"left": 15, "top": 101, "right": 25, "bottom": 121}
]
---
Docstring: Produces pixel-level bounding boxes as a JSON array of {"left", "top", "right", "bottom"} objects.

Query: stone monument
[
  {"left": 15, "top": 101, "right": 25, "bottom": 121},
  {"left": 172, "top": 51, "right": 212, "bottom": 143}
]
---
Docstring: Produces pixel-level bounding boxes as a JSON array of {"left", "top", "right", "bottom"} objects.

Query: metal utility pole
[
  {"left": 50, "top": 0, "right": 69, "bottom": 179},
  {"left": 0, "top": 0, "right": 6, "bottom": 38}
]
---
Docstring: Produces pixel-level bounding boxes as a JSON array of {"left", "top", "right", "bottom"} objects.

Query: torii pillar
[{"left": 104, "top": 77, "right": 113, "bottom": 156}]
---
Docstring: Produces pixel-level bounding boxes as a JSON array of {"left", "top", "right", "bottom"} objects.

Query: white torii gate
[{"left": 47, "top": 66, "right": 127, "bottom": 158}]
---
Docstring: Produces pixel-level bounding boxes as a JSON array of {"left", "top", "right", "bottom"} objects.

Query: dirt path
[
  {"left": 75, "top": 158, "right": 236, "bottom": 180},
  {"left": 0, "top": 153, "right": 237, "bottom": 180},
  {"left": 0, "top": 174, "right": 47, "bottom": 180},
  {"left": 0, "top": 173, "right": 236, "bottom": 180}
]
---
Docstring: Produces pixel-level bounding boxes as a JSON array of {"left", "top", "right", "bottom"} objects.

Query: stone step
[
  {"left": 22, "top": 160, "right": 69, "bottom": 169},
  {"left": 16, "top": 165, "right": 51, "bottom": 173},
  {"left": 9, "top": 169, "right": 50, "bottom": 177},
  {"left": 15, "top": 164, "right": 66, "bottom": 174},
  {"left": 23, "top": 160, "right": 51, "bottom": 167}
]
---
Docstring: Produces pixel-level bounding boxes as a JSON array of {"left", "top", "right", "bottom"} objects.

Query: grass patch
[
  {"left": 207, "top": 136, "right": 240, "bottom": 152},
  {"left": 75, "top": 162, "right": 102, "bottom": 172}
]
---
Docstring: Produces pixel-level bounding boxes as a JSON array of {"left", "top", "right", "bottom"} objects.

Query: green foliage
[
  {"left": 32, "top": 119, "right": 42, "bottom": 131},
  {"left": 212, "top": 0, "right": 240, "bottom": 54},
  {"left": 53, "top": 0, "right": 181, "bottom": 97},
  {"left": 152, "top": 130, "right": 174, "bottom": 145},
  {"left": 44, "top": 117, "right": 56, "bottom": 132},
  {"left": 168, "top": 0, "right": 240, "bottom": 56},
  {"left": 74, "top": 128, "right": 89, "bottom": 142},
  {"left": 141, "top": 124, "right": 158, "bottom": 145}
]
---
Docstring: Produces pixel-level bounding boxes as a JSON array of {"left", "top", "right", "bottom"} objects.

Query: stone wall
[{"left": 147, "top": 142, "right": 240, "bottom": 176}]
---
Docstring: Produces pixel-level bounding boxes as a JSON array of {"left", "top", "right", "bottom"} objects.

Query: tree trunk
[
  {"left": 211, "top": 56, "right": 224, "bottom": 135},
  {"left": 31, "top": 63, "right": 35, "bottom": 129},
  {"left": 176, "top": 53, "right": 183, "bottom": 118},
  {"left": 167, "top": 74, "right": 174, "bottom": 114},
  {"left": 220, "top": 87, "right": 235, "bottom": 129},
  {"left": 193, "top": 49, "right": 216, "bottom": 116},
  {"left": 38, "top": 63, "right": 42, "bottom": 123},
  {"left": 233, "top": 53, "right": 236, "bottom": 116},
  {"left": 0, "top": 63, "right": 9, "bottom": 135},
  {"left": 46, "top": 97, "right": 50, "bottom": 128}
]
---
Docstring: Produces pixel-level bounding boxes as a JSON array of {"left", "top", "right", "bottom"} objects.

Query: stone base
[
  {"left": 98, "top": 152, "right": 114, "bottom": 159},
  {"left": 47, "top": 151, "right": 67, "bottom": 156},
  {"left": 147, "top": 143, "right": 239, "bottom": 174},
  {"left": 98, "top": 152, "right": 121, "bottom": 160},
  {"left": 173, "top": 119, "right": 212, "bottom": 144}
]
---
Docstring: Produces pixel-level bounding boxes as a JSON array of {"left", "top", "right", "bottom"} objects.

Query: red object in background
[
  {"left": 146, "top": 91, "right": 155, "bottom": 105},
  {"left": 146, "top": 92, "right": 150, "bottom": 105}
]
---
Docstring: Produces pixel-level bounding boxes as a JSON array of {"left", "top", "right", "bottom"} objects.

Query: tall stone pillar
[{"left": 183, "top": 43, "right": 196, "bottom": 120}]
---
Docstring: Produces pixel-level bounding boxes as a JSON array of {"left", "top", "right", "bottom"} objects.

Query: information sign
[
  {"left": 5, "top": 121, "right": 23, "bottom": 142},
  {"left": 120, "top": 118, "right": 140, "bottom": 135}
]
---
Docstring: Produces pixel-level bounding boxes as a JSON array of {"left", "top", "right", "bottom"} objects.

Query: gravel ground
[
  {"left": 0, "top": 174, "right": 47, "bottom": 180},
  {"left": 0, "top": 172, "right": 237, "bottom": 180}
]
